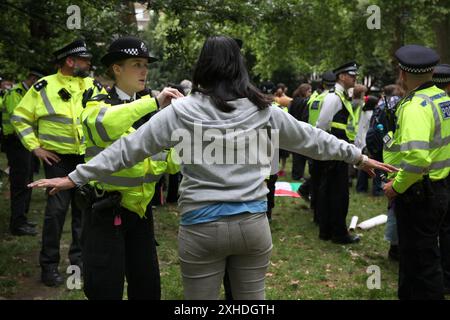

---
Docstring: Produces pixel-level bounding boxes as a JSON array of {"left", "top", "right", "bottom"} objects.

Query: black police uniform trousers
[
  {"left": 356, "top": 151, "right": 383, "bottom": 195},
  {"left": 166, "top": 172, "right": 181, "bottom": 203},
  {"left": 82, "top": 204, "right": 160, "bottom": 300},
  {"left": 316, "top": 160, "right": 349, "bottom": 238},
  {"left": 151, "top": 176, "right": 165, "bottom": 206},
  {"left": 439, "top": 175, "right": 450, "bottom": 291},
  {"left": 292, "top": 153, "right": 307, "bottom": 180},
  {"left": 395, "top": 179, "right": 448, "bottom": 300},
  {"left": 39, "top": 154, "right": 83, "bottom": 269},
  {"left": 4, "top": 134, "right": 33, "bottom": 230},
  {"left": 309, "top": 159, "right": 321, "bottom": 223}
]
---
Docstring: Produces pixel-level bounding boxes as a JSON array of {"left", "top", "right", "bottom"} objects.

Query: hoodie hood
[{"left": 170, "top": 92, "right": 272, "bottom": 132}]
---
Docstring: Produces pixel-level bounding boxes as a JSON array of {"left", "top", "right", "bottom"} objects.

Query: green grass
[{"left": 1, "top": 153, "right": 399, "bottom": 300}]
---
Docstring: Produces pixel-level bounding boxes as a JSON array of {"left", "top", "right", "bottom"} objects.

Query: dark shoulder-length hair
[
  {"left": 191, "top": 35, "right": 272, "bottom": 112},
  {"left": 292, "top": 83, "right": 312, "bottom": 99}
]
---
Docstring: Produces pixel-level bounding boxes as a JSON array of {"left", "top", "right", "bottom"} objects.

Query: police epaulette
[
  {"left": 33, "top": 80, "right": 47, "bottom": 91},
  {"left": 93, "top": 80, "right": 103, "bottom": 91},
  {"left": 90, "top": 94, "right": 108, "bottom": 102},
  {"left": 403, "top": 94, "right": 414, "bottom": 104}
]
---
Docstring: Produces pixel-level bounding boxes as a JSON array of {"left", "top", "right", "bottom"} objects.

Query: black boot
[
  {"left": 10, "top": 224, "right": 37, "bottom": 236},
  {"left": 331, "top": 233, "right": 360, "bottom": 244},
  {"left": 41, "top": 267, "right": 64, "bottom": 287},
  {"left": 25, "top": 220, "right": 37, "bottom": 227}
]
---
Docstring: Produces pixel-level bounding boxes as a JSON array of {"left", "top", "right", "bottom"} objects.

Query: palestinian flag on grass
[{"left": 274, "top": 182, "right": 302, "bottom": 198}]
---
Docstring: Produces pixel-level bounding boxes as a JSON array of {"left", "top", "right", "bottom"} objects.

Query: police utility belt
[
  {"left": 75, "top": 184, "right": 122, "bottom": 214},
  {"left": 399, "top": 175, "right": 448, "bottom": 204}
]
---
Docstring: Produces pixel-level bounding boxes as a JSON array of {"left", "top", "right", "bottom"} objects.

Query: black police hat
[
  {"left": 433, "top": 64, "right": 450, "bottom": 85},
  {"left": 101, "top": 36, "right": 157, "bottom": 67},
  {"left": 322, "top": 70, "right": 336, "bottom": 85},
  {"left": 333, "top": 61, "right": 358, "bottom": 76},
  {"left": 53, "top": 39, "right": 92, "bottom": 61},
  {"left": 395, "top": 44, "right": 440, "bottom": 74}
]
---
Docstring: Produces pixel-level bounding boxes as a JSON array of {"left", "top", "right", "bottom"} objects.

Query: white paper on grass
[
  {"left": 357, "top": 214, "right": 388, "bottom": 230},
  {"left": 348, "top": 216, "right": 358, "bottom": 231}
]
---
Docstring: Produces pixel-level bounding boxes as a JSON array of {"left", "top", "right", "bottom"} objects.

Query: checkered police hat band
[
  {"left": 121, "top": 48, "right": 140, "bottom": 55},
  {"left": 56, "top": 47, "right": 88, "bottom": 60},
  {"left": 399, "top": 63, "right": 435, "bottom": 74},
  {"left": 434, "top": 77, "right": 450, "bottom": 83}
]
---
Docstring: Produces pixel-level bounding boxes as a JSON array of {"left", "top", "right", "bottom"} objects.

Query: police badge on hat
[
  {"left": 333, "top": 61, "right": 359, "bottom": 76},
  {"left": 101, "top": 36, "right": 158, "bottom": 67}
]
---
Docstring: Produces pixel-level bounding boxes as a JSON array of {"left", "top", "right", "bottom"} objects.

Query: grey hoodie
[{"left": 69, "top": 93, "right": 361, "bottom": 214}]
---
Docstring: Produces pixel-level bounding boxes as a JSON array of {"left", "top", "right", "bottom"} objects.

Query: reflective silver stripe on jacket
[
  {"left": 38, "top": 134, "right": 76, "bottom": 144},
  {"left": 40, "top": 115, "right": 75, "bottom": 124},
  {"left": 97, "top": 173, "right": 162, "bottom": 187},
  {"left": 10, "top": 115, "right": 33, "bottom": 126},
  {"left": 95, "top": 108, "right": 113, "bottom": 142},
  {"left": 17, "top": 127, "right": 34, "bottom": 139},
  {"left": 385, "top": 93, "right": 448, "bottom": 152},
  {"left": 39, "top": 89, "right": 56, "bottom": 114}
]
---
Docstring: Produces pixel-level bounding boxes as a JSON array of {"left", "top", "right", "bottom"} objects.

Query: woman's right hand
[{"left": 28, "top": 176, "right": 76, "bottom": 195}]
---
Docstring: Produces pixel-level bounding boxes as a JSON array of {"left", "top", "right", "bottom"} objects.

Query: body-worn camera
[{"left": 58, "top": 88, "right": 72, "bottom": 101}]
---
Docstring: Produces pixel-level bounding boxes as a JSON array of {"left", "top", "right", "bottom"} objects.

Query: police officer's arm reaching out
[
  {"left": 156, "top": 87, "right": 184, "bottom": 108},
  {"left": 32, "top": 87, "right": 185, "bottom": 166},
  {"left": 29, "top": 86, "right": 184, "bottom": 193}
]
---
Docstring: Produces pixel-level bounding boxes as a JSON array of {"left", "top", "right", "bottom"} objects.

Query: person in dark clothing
[
  {"left": 289, "top": 83, "right": 312, "bottom": 180},
  {"left": 78, "top": 36, "right": 182, "bottom": 299},
  {"left": 315, "top": 62, "right": 361, "bottom": 244},
  {"left": 2, "top": 69, "right": 44, "bottom": 236}
]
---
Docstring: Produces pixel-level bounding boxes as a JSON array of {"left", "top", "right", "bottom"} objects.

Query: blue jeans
[{"left": 384, "top": 205, "right": 398, "bottom": 245}]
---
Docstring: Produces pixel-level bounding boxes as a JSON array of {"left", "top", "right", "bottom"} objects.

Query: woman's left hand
[
  {"left": 28, "top": 176, "right": 76, "bottom": 195},
  {"left": 359, "top": 157, "right": 399, "bottom": 178}
]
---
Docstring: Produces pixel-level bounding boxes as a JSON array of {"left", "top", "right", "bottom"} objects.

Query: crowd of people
[{"left": 1, "top": 35, "right": 450, "bottom": 300}]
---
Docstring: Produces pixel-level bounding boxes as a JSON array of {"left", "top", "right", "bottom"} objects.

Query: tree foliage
[
  {"left": 1, "top": 0, "right": 449, "bottom": 91},
  {"left": 144, "top": 0, "right": 450, "bottom": 90},
  {"left": 0, "top": 0, "right": 138, "bottom": 80}
]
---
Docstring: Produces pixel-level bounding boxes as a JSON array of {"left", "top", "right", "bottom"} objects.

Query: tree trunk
[
  {"left": 121, "top": 1, "right": 138, "bottom": 26},
  {"left": 434, "top": 15, "right": 450, "bottom": 63},
  {"left": 28, "top": 0, "right": 51, "bottom": 41}
]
